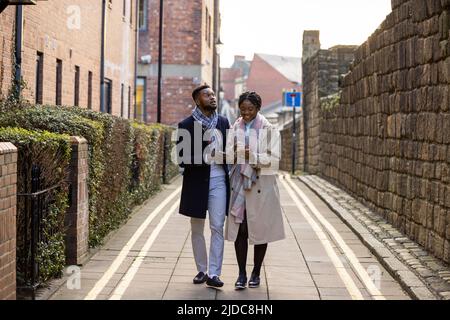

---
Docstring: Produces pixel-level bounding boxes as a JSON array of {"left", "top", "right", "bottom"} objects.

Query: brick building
[
  {"left": 220, "top": 55, "right": 251, "bottom": 108},
  {"left": 137, "top": 0, "right": 221, "bottom": 125},
  {"left": 0, "top": 0, "right": 137, "bottom": 118},
  {"left": 246, "top": 53, "right": 302, "bottom": 110}
]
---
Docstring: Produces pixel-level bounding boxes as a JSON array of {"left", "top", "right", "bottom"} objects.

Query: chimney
[{"left": 302, "top": 30, "right": 320, "bottom": 63}]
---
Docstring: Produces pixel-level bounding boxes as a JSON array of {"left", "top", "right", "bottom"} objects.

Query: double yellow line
[
  {"left": 279, "top": 174, "right": 385, "bottom": 300},
  {"left": 84, "top": 186, "right": 182, "bottom": 300}
]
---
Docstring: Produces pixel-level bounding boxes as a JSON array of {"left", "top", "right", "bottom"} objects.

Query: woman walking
[{"left": 225, "top": 91, "right": 285, "bottom": 290}]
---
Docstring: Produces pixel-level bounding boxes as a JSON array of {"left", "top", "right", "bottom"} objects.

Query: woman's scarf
[{"left": 229, "top": 113, "right": 266, "bottom": 224}]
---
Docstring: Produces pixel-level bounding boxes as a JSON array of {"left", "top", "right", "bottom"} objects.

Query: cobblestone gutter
[{"left": 300, "top": 175, "right": 450, "bottom": 300}]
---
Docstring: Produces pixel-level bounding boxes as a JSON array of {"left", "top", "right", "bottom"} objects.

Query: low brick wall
[{"left": 0, "top": 142, "right": 17, "bottom": 300}]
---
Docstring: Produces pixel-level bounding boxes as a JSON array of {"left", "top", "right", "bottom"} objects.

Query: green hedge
[
  {"left": 130, "top": 122, "right": 164, "bottom": 204},
  {"left": 0, "top": 127, "right": 71, "bottom": 284},
  {"left": 0, "top": 104, "right": 178, "bottom": 250},
  {"left": 64, "top": 108, "right": 137, "bottom": 246},
  {"left": 161, "top": 126, "right": 179, "bottom": 184},
  {"left": 0, "top": 106, "right": 108, "bottom": 247}
]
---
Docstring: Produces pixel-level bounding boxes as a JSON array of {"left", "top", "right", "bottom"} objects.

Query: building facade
[
  {"left": 0, "top": 0, "right": 137, "bottom": 118},
  {"left": 220, "top": 55, "right": 251, "bottom": 108},
  {"left": 137, "top": 0, "right": 220, "bottom": 125},
  {"left": 246, "top": 53, "right": 302, "bottom": 109}
]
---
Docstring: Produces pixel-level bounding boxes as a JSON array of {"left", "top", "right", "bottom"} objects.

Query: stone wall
[
  {"left": 312, "top": 0, "right": 450, "bottom": 263},
  {"left": 0, "top": 142, "right": 17, "bottom": 300},
  {"left": 280, "top": 119, "right": 303, "bottom": 173},
  {"left": 302, "top": 46, "right": 357, "bottom": 174}
]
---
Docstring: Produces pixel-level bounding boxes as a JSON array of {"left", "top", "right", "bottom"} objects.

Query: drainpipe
[
  {"left": 134, "top": 0, "right": 139, "bottom": 121},
  {"left": 100, "top": 0, "right": 106, "bottom": 113},
  {"left": 212, "top": 0, "right": 219, "bottom": 95},
  {"left": 156, "top": 0, "right": 163, "bottom": 123},
  {"left": 14, "top": 5, "right": 23, "bottom": 99}
]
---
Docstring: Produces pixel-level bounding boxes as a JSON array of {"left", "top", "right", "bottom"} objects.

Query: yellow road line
[
  {"left": 279, "top": 175, "right": 364, "bottom": 300},
  {"left": 285, "top": 175, "right": 386, "bottom": 300},
  {"left": 109, "top": 201, "right": 179, "bottom": 300}
]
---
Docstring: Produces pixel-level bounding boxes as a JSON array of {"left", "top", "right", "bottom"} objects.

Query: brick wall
[
  {"left": 221, "top": 68, "right": 241, "bottom": 103},
  {"left": 65, "top": 137, "right": 89, "bottom": 266},
  {"left": 139, "top": 0, "right": 215, "bottom": 125},
  {"left": 0, "top": 142, "right": 17, "bottom": 300},
  {"left": 0, "top": 7, "right": 15, "bottom": 99},
  {"left": 145, "top": 77, "right": 198, "bottom": 125},
  {"left": 104, "top": 0, "right": 137, "bottom": 118},
  {"left": 303, "top": 0, "right": 450, "bottom": 263},
  {"left": 0, "top": 1, "right": 136, "bottom": 118}
]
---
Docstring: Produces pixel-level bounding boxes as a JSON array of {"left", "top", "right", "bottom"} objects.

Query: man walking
[{"left": 176, "top": 84, "right": 230, "bottom": 288}]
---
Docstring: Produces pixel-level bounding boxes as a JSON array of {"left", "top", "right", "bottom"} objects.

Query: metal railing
[{"left": 16, "top": 164, "right": 60, "bottom": 300}]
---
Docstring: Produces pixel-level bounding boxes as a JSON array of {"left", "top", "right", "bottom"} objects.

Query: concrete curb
[{"left": 298, "top": 175, "right": 439, "bottom": 300}]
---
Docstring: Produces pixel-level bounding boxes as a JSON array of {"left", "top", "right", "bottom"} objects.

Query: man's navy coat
[{"left": 177, "top": 115, "right": 231, "bottom": 219}]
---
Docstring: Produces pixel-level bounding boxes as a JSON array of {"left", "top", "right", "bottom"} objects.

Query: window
[
  {"left": 208, "top": 14, "right": 212, "bottom": 48},
  {"left": 136, "top": 77, "right": 146, "bottom": 122},
  {"left": 74, "top": 65, "right": 80, "bottom": 106},
  {"left": 138, "top": 0, "right": 147, "bottom": 30},
  {"left": 205, "top": 8, "right": 212, "bottom": 48},
  {"left": 35, "top": 52, "right": 44, "bottom": 104},
  {"left": 88, "top": 71, "right": 93, "bottom": 109},
  {"left": 130, "top": 0, "right": 133, "bottom": 25},
  {"left": 104, "top": 78, "right": 112, "bottom": 114},
  {"left": 56, "top": 59, "right": 62, "bottom": 105},
  {"left": 128, "top": 86, "right": 132, "bottom": 120},
  {"left": 121, "top": 83, "right": 124, "bottom": 117},
  {"left": 205, "top": 8, "right": 209, "bottom": 42}
]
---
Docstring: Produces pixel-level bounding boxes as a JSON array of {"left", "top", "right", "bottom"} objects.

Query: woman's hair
[{"left": 238, "top": 91, "right": 262, "bottom": 110}]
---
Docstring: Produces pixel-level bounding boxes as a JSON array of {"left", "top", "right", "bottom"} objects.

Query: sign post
[{"left": 284, "top": 90, "right": 302, "bottom": 175}]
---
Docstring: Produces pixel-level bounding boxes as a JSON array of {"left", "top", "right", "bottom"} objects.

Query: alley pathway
[{"left": 49, "top": 174, "right": 411, "bottom": 300}]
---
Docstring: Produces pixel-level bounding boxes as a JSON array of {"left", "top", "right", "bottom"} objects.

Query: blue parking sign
[{"left": 284, "top": 92, "right": 302, "bottom": 107}]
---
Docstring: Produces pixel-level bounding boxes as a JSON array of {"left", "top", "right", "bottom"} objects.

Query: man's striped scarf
[{"left": 192, "top": 107, "right": 222, "bottom": 163}]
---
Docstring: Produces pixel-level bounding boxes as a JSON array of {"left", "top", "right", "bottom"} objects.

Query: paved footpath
[{"left": 49, "top": 174, "right": 411, "bottom": 300}]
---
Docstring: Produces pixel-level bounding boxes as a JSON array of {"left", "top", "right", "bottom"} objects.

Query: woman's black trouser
[{"left": 234, "top": 211, "right": 267, "bottom": 277}]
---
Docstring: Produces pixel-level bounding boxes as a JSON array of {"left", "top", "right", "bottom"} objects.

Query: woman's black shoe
[
  {"left": 234, "top": 275, "right": 247, "bottom": 290},
  {"left": 248, "top": 274, "right": 260, "bottom": 288}
]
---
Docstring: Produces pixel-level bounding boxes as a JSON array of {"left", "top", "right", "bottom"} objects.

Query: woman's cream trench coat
[{"left": 225, "top": 115, "right": 286, "bottom": 245}]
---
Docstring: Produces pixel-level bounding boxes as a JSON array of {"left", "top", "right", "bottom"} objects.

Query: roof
[
  {"left": 256, "top": 53, "right": 302, "bottom": 84},
  {"left": 260, "top": 100, "right": 283, "bottom": 116}
]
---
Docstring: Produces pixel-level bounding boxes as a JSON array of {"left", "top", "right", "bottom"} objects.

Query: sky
[{"left": 219, "top": 0, "right": 392, "bottom": 67}]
